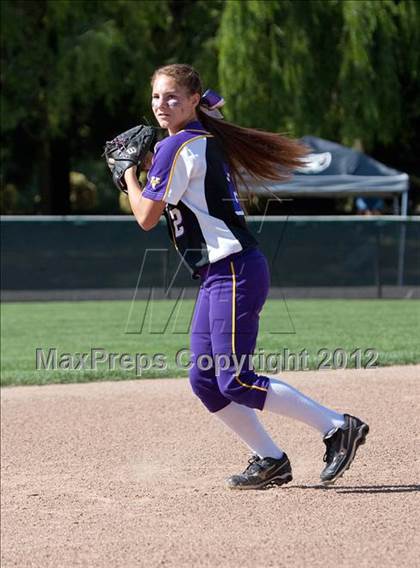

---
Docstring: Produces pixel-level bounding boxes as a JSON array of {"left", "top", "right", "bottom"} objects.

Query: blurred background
[
  {"left": 1, "top": 0, "right": 420, "bottom": 386},
  {"left": 1, "top": 0, "right": 419, "bottom": 303},
  {"left": 1, "top": 0, "right": 419, "bottom": 216}
]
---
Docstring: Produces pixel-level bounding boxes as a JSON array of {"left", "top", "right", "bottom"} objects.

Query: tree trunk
[
  {"left": 50, "top": 136, "right": 70, "bottom": 214},
  {"left": 38, "top": 135, "right": 70, "bottom": 214},
  {"left": 39, "top": 134, "right": 52, "bottom": 214}
]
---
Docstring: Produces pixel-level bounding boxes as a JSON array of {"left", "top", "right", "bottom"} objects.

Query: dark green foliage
[
  {"left": 1, "top": 0, "right": 419, "bottom": 213},
  {"left": 219, "top": 0, "right": 420, "bottom": 149}
]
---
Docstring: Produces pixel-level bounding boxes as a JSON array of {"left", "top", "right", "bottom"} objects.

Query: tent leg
[
  {"left": 375, "top": 226, "right": 382, "bottom": 299},
  {"left": 401, "top": 190, "right": 409, "bottom": 216}
]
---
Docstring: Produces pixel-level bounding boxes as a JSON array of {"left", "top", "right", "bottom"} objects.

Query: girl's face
[{"left": 152, "top": 75, "right": 200, "bottom": 135}]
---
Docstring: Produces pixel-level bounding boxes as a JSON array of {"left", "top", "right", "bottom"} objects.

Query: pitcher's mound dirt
[{"left": 2, "top": 366, "right": 419, "bottom": 567}]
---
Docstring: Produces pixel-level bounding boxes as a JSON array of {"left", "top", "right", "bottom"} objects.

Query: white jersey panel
[
  {"left": 178, "top": 138, "right": 244, "bottom": 263},
  {"left": 164, "top": 142, "right": 200, "bottom": 206}
]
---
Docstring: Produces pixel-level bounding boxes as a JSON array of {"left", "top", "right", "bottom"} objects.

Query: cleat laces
[{"left": 243, "top": 455, "right": 262, "bottom": 475}]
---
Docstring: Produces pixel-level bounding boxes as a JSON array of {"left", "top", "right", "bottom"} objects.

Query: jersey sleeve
[{"left": 142, "top": 138, "right": 196, "bottom": 206}]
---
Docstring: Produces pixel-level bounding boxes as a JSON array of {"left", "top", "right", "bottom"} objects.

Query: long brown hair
[{"left": 151, "top": 64, "right": 308, "bottom": 187}]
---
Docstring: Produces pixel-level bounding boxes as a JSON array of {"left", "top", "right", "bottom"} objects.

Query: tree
[
  {"left": 164, "top": 0, "right": 224, "bottom": 90},
  {"left": 218, "top": 0, "right": 420, "bottom": 150},
  {"left": 2, "top": 0, "right": 418, "bottom": 213},
  {"left": 1, "top": 0, "right": 170, "bottom": 213}
]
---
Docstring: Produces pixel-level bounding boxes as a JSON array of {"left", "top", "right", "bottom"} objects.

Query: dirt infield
[{"left": 2, "top": 366, "right": 419, "bottom": 567}]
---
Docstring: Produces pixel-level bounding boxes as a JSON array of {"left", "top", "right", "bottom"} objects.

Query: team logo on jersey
[
  {"left": 127, "top": 146, "right": 137, "bottom": 155},
  {"left": 150, "top": 176, "right": 161, "bottom": 189}
]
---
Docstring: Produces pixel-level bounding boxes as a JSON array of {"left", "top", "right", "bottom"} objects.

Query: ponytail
[{"left": 197, "top": 108, "right": 308, "bottom": 189}]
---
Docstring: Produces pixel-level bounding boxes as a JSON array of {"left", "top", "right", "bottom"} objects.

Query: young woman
[{"left": 124, "top": 64, "right": 369, "bottom": 490}]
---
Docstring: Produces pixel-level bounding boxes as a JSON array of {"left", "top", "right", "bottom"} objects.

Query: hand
[
  {"left": 143, "top": 151, "right": 153, "bottom": 171},
  {"left": 124, "top": 166, "right": 137, "bottom": 185}
]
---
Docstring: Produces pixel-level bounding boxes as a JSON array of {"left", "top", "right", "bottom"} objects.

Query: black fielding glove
[{"left": 103, "top": 125, "right": 159, "bottom": 193}]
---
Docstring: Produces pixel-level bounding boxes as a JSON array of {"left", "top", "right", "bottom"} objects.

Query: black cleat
[
  {"left": 227, "top": 453, "right": 293, "bottom": 490},
  {"left": 320, "top": 414, "right": 369, "bottom": 485}
]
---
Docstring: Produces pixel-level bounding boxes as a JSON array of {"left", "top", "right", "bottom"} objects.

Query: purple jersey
[{"left": 142, "top": 120, "right": 257, "bottom": 277}]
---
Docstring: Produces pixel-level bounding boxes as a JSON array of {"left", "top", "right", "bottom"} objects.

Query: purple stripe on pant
[{"left": 189, "top": 247, "right": 271, "bottom": 413}]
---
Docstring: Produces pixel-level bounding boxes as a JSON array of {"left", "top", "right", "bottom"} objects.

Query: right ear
[{"left": 191, "top": 92, "right": 201, "bottom": 108}]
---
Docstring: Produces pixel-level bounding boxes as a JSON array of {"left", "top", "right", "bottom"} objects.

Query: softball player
[{"left": 125, "top": 64, "right": 369, "bottom": 489}]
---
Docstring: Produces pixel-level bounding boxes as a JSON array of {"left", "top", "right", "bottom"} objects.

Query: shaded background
[{"left": 1, "top": 0, "right": 420, "bottom": 216}]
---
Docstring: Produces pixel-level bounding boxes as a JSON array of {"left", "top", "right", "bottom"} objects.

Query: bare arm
[{"left": 124, "top": 166, "right": 166, "bottom": 231}]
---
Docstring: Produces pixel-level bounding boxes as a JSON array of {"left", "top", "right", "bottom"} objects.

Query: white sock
[
  {"left": 264, "top": 379, "right": 345, "bottom": 435},
  {"left": 215, "top": 401, "right": 284, "bottom": 459}
]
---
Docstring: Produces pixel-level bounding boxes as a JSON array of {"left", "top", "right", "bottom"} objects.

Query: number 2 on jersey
[{"left": 169, "top": 207, "right": 184, "bottom": 237}]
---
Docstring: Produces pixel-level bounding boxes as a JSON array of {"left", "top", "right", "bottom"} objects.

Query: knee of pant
[
  {"left": 217, "top": 371, "right": 243, "bottom": 403},
  {"left": 188, "top": 366, "right": 201, "bottom": 396},
  {"left": 217, "top": 369, "right": 267, "bottom": 410},
  {"left": 188, "top": 366, "right": 210, "bottom": 399},
  {"left": 188, "top": 366, "right": 230, "bottom": 413}
]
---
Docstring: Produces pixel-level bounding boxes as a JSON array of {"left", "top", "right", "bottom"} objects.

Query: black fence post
[{"left": 375, "top": 223, "right": 383, "bottom": 299}]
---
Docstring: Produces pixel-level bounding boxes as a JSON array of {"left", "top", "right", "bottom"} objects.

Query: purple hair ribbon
[{"left": 200, "top": 89, "right": 225, "bottom": 119}]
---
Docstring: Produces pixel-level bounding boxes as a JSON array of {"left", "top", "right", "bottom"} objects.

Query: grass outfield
[{"left": 1, "top": 299, "right": 419, "bottom": 386}]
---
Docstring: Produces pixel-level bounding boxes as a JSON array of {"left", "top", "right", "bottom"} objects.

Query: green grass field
[{"left": 1, "top": 299, "right": 419, "bottom": 387}]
